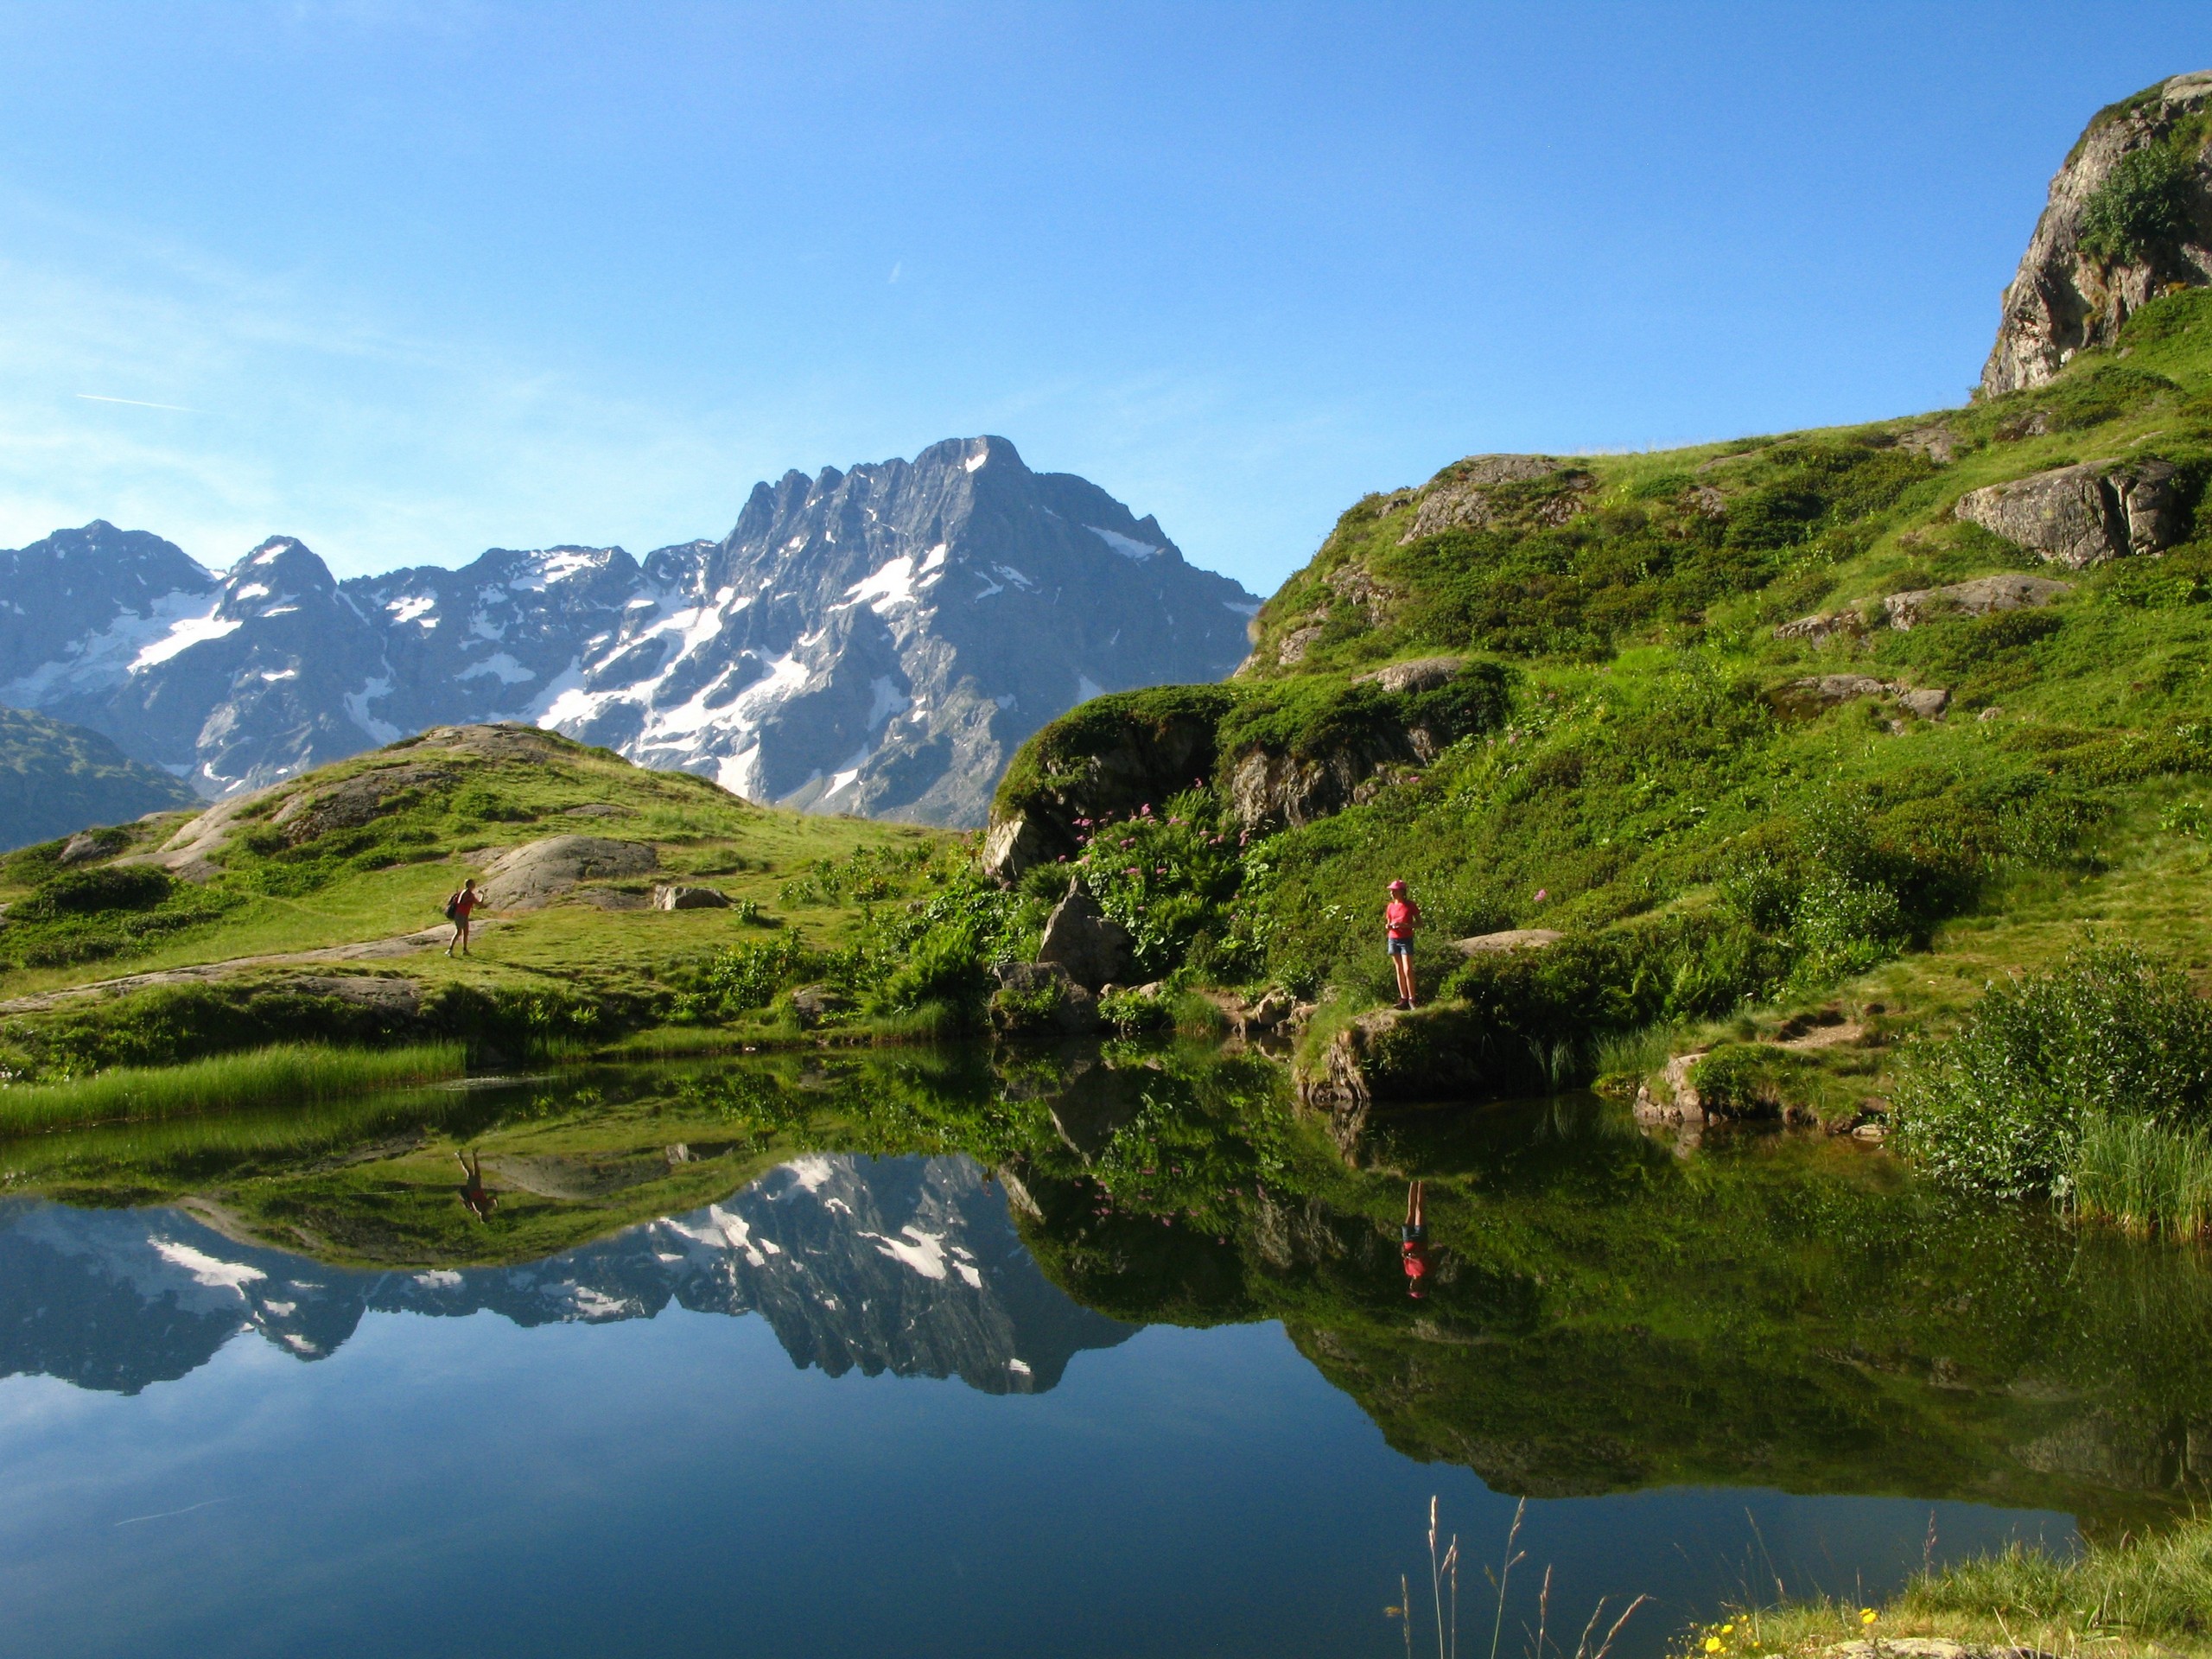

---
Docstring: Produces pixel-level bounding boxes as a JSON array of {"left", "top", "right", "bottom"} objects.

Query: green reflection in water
[{"left": 5, "top": 1039, "right": 2209, "bottom": 1537}]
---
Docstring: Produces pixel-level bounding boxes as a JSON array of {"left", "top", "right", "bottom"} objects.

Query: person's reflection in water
[
  {"left": 456, "top": 1149, "right": 498, "bottom": 1223},
  {"left": 1401, "top": 1179, "right": 1430, "bottom": 1300}
]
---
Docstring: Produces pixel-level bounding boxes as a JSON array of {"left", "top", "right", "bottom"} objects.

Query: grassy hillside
[
  {"left": 985, "top": 286, "right": 2212, "bottom": 1215},
  {"left": 0, "top": 723, "right": 963, "bottom": 1084},
  {"left": 0, "top": 704, "right": 196, "bottom": 852}
]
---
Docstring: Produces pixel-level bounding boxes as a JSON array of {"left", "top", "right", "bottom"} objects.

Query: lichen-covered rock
[
  {"left": 1033, "top": 879, "right": 1134, "bottom": 991},
  {"left": 1882, "top": 573, "right": 2073, "bottom": 630},
  {"left": 1225, "top": 734, "right": 1421, "bottom": 832},
  {"left": 1981, "top": 71, "right": 2212, "bottom": 396},
  {"left": 1955, "top": 461, "right": 2185, "bottom": 568}
]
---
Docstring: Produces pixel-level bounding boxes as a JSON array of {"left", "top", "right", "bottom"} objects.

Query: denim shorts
[{"left": 1387, "top": 937, "right": 1413, "bottom": 957}]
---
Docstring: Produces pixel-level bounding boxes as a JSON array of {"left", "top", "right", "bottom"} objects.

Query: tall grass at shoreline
[
  {"left": 0, "top": 1042, "right": 467, "bottom": 1134},
  {"left": 2069, "top": 1113, "right": 2212, "bottom": 1238}
]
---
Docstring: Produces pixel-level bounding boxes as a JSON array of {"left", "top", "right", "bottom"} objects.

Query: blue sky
[{"left": 2, "top": 3, "right": 2207, "bottom": 595}]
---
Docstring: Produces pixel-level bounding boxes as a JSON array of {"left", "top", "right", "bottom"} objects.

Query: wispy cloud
[{"left": 76, "top": 393, "right": 201, "bottom": 413}]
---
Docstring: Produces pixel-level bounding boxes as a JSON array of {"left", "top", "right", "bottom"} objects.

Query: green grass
[
  {"left": 1688, "top": 1514, "right": 2212, "bottom": 1659},
  {"left": 0, "top": 1041, "right": 467, "bottom": 1133}
]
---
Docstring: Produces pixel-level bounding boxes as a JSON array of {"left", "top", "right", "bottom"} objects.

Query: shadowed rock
[
  {"left": 1033, "top": 880, "right": 1133, "bottom": 992},
  {"left": 651, "top": 884, "right": 729, "bottom": 911}
]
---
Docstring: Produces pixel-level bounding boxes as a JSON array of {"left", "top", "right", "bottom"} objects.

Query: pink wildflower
[{"left": 1535, "top": 887, "right": 1548, "bottom": 902}]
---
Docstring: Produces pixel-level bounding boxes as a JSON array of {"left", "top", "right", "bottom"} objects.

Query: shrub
[
  {"left": 13, "top": 865, "right": 172, "bottom": 919},
  {"left": 2078, "top": 143, "right": 2193, "bottom": 264},
  {"left": 1894, "top": 941, "right": 2212, "bottom": 1199}
]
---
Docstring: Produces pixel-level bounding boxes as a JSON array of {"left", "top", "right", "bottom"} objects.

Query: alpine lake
[{"left": 3, "top": 1040, "right": 2205, "bottom": 1659}]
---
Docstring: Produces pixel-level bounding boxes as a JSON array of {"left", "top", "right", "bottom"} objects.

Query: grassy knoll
[{"left": 0, "top": 724, "right": 965, "bottom": 1080}]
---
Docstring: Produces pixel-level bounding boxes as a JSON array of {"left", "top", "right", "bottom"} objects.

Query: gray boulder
[
  {"left": 479, "top": 835, "right": 658, "bottom": 910},
  {"left": 1033, "top": 880, "right": 1134, "bottom": 992},
  {"left": 1400, "top": 455, "right": 1592, "bottom": 543},
  {"left": 1774, "top": 611, "right": 1865, "bottom": 644},
  {"left": 1955, "top": 461, "right": 2185, "bottom": 569}
]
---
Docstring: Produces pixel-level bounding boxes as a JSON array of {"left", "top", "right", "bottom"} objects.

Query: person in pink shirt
[{"left": 1384, "top": 879, "right": 1421, "bottom": 1009}]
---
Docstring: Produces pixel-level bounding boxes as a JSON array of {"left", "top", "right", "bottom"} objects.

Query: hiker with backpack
[{"left": 445, "top": 878, "right": 486, "bottom": 957}]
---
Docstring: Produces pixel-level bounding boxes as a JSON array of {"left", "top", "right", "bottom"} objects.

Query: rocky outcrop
[
  {"left": 1882, "top": 573, "right": 2074, "bottom": 630},
  {"left": 1981, "top": 71, "right": 2212, "bottom": 396},
  {"left": 1224, "top": 735, "right": 1420, "bottom": 831},
  {"left": 478, "top": 836, "right": 658, "bottom": 909},
  {"left": 1297, "top": 1004, "right": 1496, "bottom": 1156},
  {"left": 1777, "top": 677, "right": 1948, "bottom": 720},
  {"left": 1632, "top": 1051, "right": 1708, "bottom": 1125},
  {"left": 1033, "top": 880, "right": 1134, "bottom": 991},
  {"left": 1400, "top": 456, "right": 1593, "bottom": 543},
  {"left": 1955, "top": 461, "right": 2187, "bottom": 568}
]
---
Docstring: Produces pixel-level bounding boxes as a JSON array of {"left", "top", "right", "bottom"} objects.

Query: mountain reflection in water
[{"left": 0, "top": 1154, "right": 1133, "bottom": 1397}]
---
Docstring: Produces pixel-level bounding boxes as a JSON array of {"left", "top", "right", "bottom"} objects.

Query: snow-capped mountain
[
  {"left": 0, "top": 437, "right": 1258, "bottom": 823},
  {"left": 0, "top": 1154, "right": 1134, "bottom": 1396}
]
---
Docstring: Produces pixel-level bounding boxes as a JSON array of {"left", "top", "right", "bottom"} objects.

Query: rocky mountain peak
[
  {"left": 0, "top": 438, "right": 1256, "bottom": 823},
  {"left": 1981, "top": 70, "right": 2212, "bottom": 396}
]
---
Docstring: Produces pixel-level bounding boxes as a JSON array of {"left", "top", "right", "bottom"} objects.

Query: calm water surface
[{"left": 0, "top": 1057, "right": 2199, "bottom": 1659}]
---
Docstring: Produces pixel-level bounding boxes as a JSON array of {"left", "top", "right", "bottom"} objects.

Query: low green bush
[
  {"left": 2078, "top": 142, "right": 2194, "bottom": 264},
  {"left": 1895, "top": 941, "right": 2212, "bottom": 1200}
]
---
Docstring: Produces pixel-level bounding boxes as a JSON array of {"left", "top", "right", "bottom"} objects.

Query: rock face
[
  {"left": 1955, "top": 461, "right": 2188, "bottom": 568},
  {"left": 1033, "top": 880, "right": 1134, "bottom": 991},
  {"left": 1981, "top": 70, "right": 2212, "bottom": 396},
  {"left": 0, "top": 439, "right": 1258, "bottom": 824}
]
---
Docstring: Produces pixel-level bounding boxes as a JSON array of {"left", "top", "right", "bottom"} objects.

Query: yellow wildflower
[
  {"left": 1860, "top": 1610, "right": 1878, "bottom": 1625},
  {"left": 1706, "top": 1638, "right": 1723, "bottom": 1653}
]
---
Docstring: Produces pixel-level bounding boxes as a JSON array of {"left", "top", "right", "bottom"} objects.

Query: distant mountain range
[
  {"left": 0, "top": 1153, "right": 1135, "bottom": 1396},
  {"left": 0, "top": 706, "right": 195, "bottom": 852},
  {"left": 0, "top": 436, "right": 1257, "bottom": 826}
]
